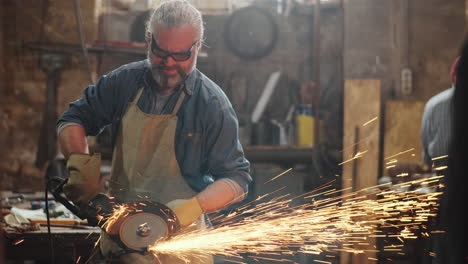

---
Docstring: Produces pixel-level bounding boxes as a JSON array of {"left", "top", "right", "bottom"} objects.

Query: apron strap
[
  {"left": 171, "top": 90, "right": 186, "bottom": 115},
  {"left": 132, "top": 87, "right": 145, "bottom": 104}
]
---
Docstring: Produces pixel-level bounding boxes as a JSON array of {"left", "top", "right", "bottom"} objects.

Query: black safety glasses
[{"left": 150, "top": 34, "right": 198, "bottom": 62}]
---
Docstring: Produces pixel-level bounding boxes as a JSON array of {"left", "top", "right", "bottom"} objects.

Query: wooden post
[
  {"left": 313, "top": 0, "right": 321, "bottom": 146},
  {"left": 341, "top": 79, "right": 382, "bottom": 264}
]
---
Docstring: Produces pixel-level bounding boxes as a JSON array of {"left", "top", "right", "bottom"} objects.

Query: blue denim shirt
[{"left": 58, "top": 60, "right": 251, "bottom": 193}]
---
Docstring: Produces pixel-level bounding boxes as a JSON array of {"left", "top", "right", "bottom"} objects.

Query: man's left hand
[{"left": 168, "top": 198, "right": 203, "bottom": 228}]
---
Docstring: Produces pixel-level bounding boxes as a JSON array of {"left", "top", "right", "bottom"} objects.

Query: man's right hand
[{"left": 63, "top": 153, "right": 101, "bottom": 205}]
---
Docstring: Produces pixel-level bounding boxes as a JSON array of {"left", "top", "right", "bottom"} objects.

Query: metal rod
[
  {"left": 73, "top": 0, "right": 95, "bottom": 84},
  {"left": 401, "top": 0, "right": 409, "bottom": 67},
  {"left": 313, "top": 0, "right": 321, "bottom": 145},
  {"left": 352, "top": 126, "right": 360, "bottom": 192}
]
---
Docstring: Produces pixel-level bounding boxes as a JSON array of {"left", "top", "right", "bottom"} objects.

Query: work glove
[
  {"left": 167, "top": 197, "right": 204, "bottom": 228},
  {"left": 63, "top": 153, "right": 101, "bottom": 206}
]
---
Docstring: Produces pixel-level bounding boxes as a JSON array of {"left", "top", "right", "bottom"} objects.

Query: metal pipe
[
  {"left": 244, "top": 147, "right": 314, "bottom": 164},
  {"left": 73, "top": 0, "right": 95, "bottom": 84},
  {"left": 313, "top": 0, "right": 321, "bottom": 145}
]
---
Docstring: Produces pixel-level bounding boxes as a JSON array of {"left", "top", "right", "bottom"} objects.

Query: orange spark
[
  {"left": 339, "top": 150, "right": 368, "bottom": 165},
  {"left": 149, "top": 176, "right": 443, "bottom": 262},
  {"left": 432, "top": 155, "right": 448, "bottom": 161},
  {"left": 264, "top": 168, "right": 293, "bottom": 184},
  {"left": 363, "top": 117, "right": 378, "bottom": 126},
  {"left": 13, "top": 239, "right": 24, "bottom": 246},
  {"left": 101, "top": 204, "right": 133, "bottom": 233},
  {"left": 384, "top": 148, "right": 415, "bottom": 160},
  {"left": 434, "top": 166, "right": 448, "bottom": 171}
]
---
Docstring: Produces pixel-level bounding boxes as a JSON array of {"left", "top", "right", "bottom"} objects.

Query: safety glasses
[{"left": 150, "top": 34, "right": 198, "bottom": 62}]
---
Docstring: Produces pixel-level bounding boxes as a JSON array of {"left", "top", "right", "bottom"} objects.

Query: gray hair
[{"left": 146, "top": 0, "right": 204, "bottom": 41}]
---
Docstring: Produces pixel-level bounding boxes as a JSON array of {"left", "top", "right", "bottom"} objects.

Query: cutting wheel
[{"left": 118, "top": 201, "right": 180, "bottom": 252}]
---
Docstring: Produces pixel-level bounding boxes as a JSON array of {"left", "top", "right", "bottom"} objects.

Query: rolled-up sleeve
[
  {"left": 58, "top": 72, "right": 121, "bottom": 136},
  {"left": 204, "top": 98, "right": 252, "bottom": 193}
]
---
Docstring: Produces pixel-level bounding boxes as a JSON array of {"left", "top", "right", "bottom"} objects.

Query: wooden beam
[{"left": 341, "top": 79, "right": 382, "bottom": 264}]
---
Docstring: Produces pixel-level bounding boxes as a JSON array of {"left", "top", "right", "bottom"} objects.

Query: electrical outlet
[{"left": 401, "top": 68, "right": 413, "bottom": 96}]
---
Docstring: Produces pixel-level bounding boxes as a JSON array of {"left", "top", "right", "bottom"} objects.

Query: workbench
[{"left": 4, "top": 225, "right": 101, "bottom": 263}]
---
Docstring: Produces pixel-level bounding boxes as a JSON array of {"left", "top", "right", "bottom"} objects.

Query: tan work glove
[
  {"left": 167, "top": 197, "right": 204, "bottom": 228},
  {"left": 63, "top": 153, "right": 101, "bottom": 205}
]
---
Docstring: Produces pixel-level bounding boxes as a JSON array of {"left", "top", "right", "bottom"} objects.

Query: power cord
[{"left": 45, "top": 184, "right": 55, "bottom": 264}]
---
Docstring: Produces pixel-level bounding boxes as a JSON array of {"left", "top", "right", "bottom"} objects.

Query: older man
[{"left": 57, "top": 1, "right": 251, "bottom": 262}]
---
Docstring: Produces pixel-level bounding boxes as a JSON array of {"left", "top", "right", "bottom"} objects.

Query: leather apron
[{"left": 104, "top": 87, "right": 212, "bottom": 264}]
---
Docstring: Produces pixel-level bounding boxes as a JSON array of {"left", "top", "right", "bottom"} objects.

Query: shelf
[
  {"left": 244, "top": 145, "right": 313, "bottom": 164},
  {"left": 24, "top": 41, "right": 147, "bottom": 57},
  {"left": 93, "top": 145, "right": 313, "bottom": 164}
]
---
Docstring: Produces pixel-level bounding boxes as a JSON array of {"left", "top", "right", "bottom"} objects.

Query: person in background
[
  {"left": 387, "top": 57, "right": 459, "bottom": 184},
  {"left": 417, "top": 56, "right": 462, "bottom": 264},
  {"left": 385, "top": 57, "right": 461, "bottom": 263},
  {"left": 56, "top": 1, "right": 251, "bottom": 263},
  {"left": 421, "top": 56, "right": 460, "bottom": 168},
  {"left": 418, "top": 51, "right": 468, "bottom": 264}
]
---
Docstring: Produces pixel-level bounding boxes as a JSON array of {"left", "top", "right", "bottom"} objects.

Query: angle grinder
[
  {"left": 45, "top": 159, "right": 180, "bottom": 253},
  {"left": 93, "top": 195, "right": 181, "bottom": 253}
]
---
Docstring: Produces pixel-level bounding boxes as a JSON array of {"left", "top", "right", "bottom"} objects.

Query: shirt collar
[{"left": 144, "top": 59, "right": 196, "bottom": 96}]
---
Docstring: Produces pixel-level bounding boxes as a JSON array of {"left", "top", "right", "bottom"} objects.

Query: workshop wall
[
  {"left": 408, "top": 0, "right": 466, "bottom": 101},
  {"left": 342, "top": 0, "right": 465, "bottom": 187},
  {"left": 0, "top": 0, "right": 99, "bottom": 191},
  {"left": 199, "top": 5, "right": 343, "bottom": 149},
  {"left": 344, "top": 0, "right": 465, "bottom": 100}
]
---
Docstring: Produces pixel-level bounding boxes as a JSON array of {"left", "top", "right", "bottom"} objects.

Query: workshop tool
[
  {"left": 45, "top": 159, "right": 181, "bottom": 253},
  {"left": 92, "top": 195, "right": 180, "bottom": 253},
  {"left": 251, "top": 71, "right": 281, "bottom": 124},
  {"left": 224, "top": 6, "right": 278, "bottom": 60},
  {"left": 107, "top": 200, "right": 180, "bottom": 252}
]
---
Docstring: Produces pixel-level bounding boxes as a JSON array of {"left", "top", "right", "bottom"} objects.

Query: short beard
[{"left": 148, "top": 57, "right": 194, "bottom": 94}]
